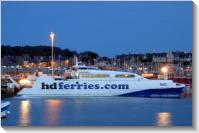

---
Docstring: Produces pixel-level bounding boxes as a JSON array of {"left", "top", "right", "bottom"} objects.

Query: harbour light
[
  {"left": 19, "top": 79, "right": 31, "bottom": 86},
  {"left": 161, "top": 66, "right": 168, "bottom": 79},
  {"left": 49, "top": 32, "right": 55, "bottom": 42},
  {"left": 161, "top": 67, "right": 168, "bottom": 74},
  {"left": 49, "top": 32, "right": 55, "bottom": 77}
]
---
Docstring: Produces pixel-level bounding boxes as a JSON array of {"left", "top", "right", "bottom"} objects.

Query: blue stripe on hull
[{"left": 118, "top": 87, "right": 184, "bottom": 98}]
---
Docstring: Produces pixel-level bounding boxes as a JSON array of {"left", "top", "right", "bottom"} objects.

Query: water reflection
[
  {"left": 156, "top": 112, "right": 172, "bottom": 126},
  {"left": 44, "top": 99, "right": 62, "bottom": 125},
  {"left": 19, "top": 100, "right": 30, "bottom": 126}
]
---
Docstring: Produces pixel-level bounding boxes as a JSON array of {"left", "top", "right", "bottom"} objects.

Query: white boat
[
  {"left": 1, "top": 101, "right": 10, "bottom": 118},
  {"left": 1, "top": 75, "right": 20, "bottom": 97},
  {"left": 18, "top": 64, "right": 185, "bottom": 98}
]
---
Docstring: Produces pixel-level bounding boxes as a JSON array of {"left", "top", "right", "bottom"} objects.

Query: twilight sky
[{"left": 2, "top": 1, "right": 192, "bottom": 57}]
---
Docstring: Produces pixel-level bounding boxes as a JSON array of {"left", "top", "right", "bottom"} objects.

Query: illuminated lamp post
[
  {"left": 50, "top": 32, "right": 55, "bottom": 77},
  {"left": 161, "top": 66, "right": 168, "bottom": 80}
]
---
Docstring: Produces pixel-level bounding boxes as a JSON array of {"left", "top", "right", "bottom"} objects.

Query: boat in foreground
[
  {"left": 18, "top": 64, "right": 185, "bottom": 98},
  {"left": 1, "top": 101, "right": 10, "bottom": 118}
]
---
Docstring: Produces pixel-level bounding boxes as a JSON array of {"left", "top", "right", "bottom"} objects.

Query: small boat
[
  {"left": 1, "top": 101, "right": 10, "bottom": 118},
  {"left": 1, "top": 75, "right": 20, "bottom": 97}
]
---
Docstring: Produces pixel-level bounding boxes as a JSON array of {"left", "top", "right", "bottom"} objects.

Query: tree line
[{"left": 1, "top": 45, "right": 98, "bottom": 60}]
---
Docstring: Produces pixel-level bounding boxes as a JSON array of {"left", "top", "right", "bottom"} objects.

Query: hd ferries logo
[{"left": 41, "top": 82, "right": 129, "bottom": 90}]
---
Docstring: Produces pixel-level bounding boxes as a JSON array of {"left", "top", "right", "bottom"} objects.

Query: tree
[{"left": 79, "top": 51, "right": 98, "bottom": 65}]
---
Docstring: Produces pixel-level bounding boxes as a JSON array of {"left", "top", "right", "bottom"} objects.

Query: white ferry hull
[{"left": 18, "top": 76, "right": 185, "bottom": 98}]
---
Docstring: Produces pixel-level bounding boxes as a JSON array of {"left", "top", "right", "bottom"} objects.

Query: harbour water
[{"left": 1, "top": 96, "right": 192, "bottom": 126}]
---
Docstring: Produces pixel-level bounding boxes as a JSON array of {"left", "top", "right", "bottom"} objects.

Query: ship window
[
  {"left": 176, "top": 83, "right": 181, "bottom": 86},
  {"left": 80, "top": 73, "right": 110, "bottom": 78},
  {"left": 54, "top": 78, "right": 63, "bottom": 80},
  {"left": 79, "top": 67, "right": 87, "bottom": 70},
  {"left": 115, "top": 74, "right": 135, "bottom": 78}
]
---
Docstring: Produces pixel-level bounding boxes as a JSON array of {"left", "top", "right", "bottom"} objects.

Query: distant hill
[{"left": 1, "top": 45, "right": 77, "bottom": 58}]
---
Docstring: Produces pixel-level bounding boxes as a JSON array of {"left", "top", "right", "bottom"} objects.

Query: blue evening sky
[{"left": 2, "top": 1, "right": 192, "bottom": 57}]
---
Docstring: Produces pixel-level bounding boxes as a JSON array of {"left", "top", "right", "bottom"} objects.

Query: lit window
[
  {"left": 80, "top": 74, "right": 109, "bottom": 78},
  {"left": 115, "top": 74, "right": 135, "bottom": 78}
]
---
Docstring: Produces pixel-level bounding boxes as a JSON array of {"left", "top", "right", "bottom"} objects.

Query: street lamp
[
  {"left": 161, "top": 66, "right": 168, "bottom": 79},
  {"left": 50, "top": 32, "right": 55, "bottom": 77},
  {"left": 93, "top": 58, "right": 96, "bottom": 65}
]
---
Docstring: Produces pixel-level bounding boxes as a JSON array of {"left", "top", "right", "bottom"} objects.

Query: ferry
[{"left": 18, "top": 63, "right": 185, "bottom": 98}]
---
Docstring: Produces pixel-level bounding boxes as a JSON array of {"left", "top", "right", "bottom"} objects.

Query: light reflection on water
[
  {"left": 44, "top": 99, "right": 62, "bottom": 125},
  {"left": 2, "top": 97, "right": 191, "bottom": 126},
  {"left": 19, "top": 100, "right": 30, "bottom": 126},
  {"left": 156, "top": 112, "right": 171, "bottom": 126},
  {"left": 18, "top": 99, "right": 174, "bottom": 126}
]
